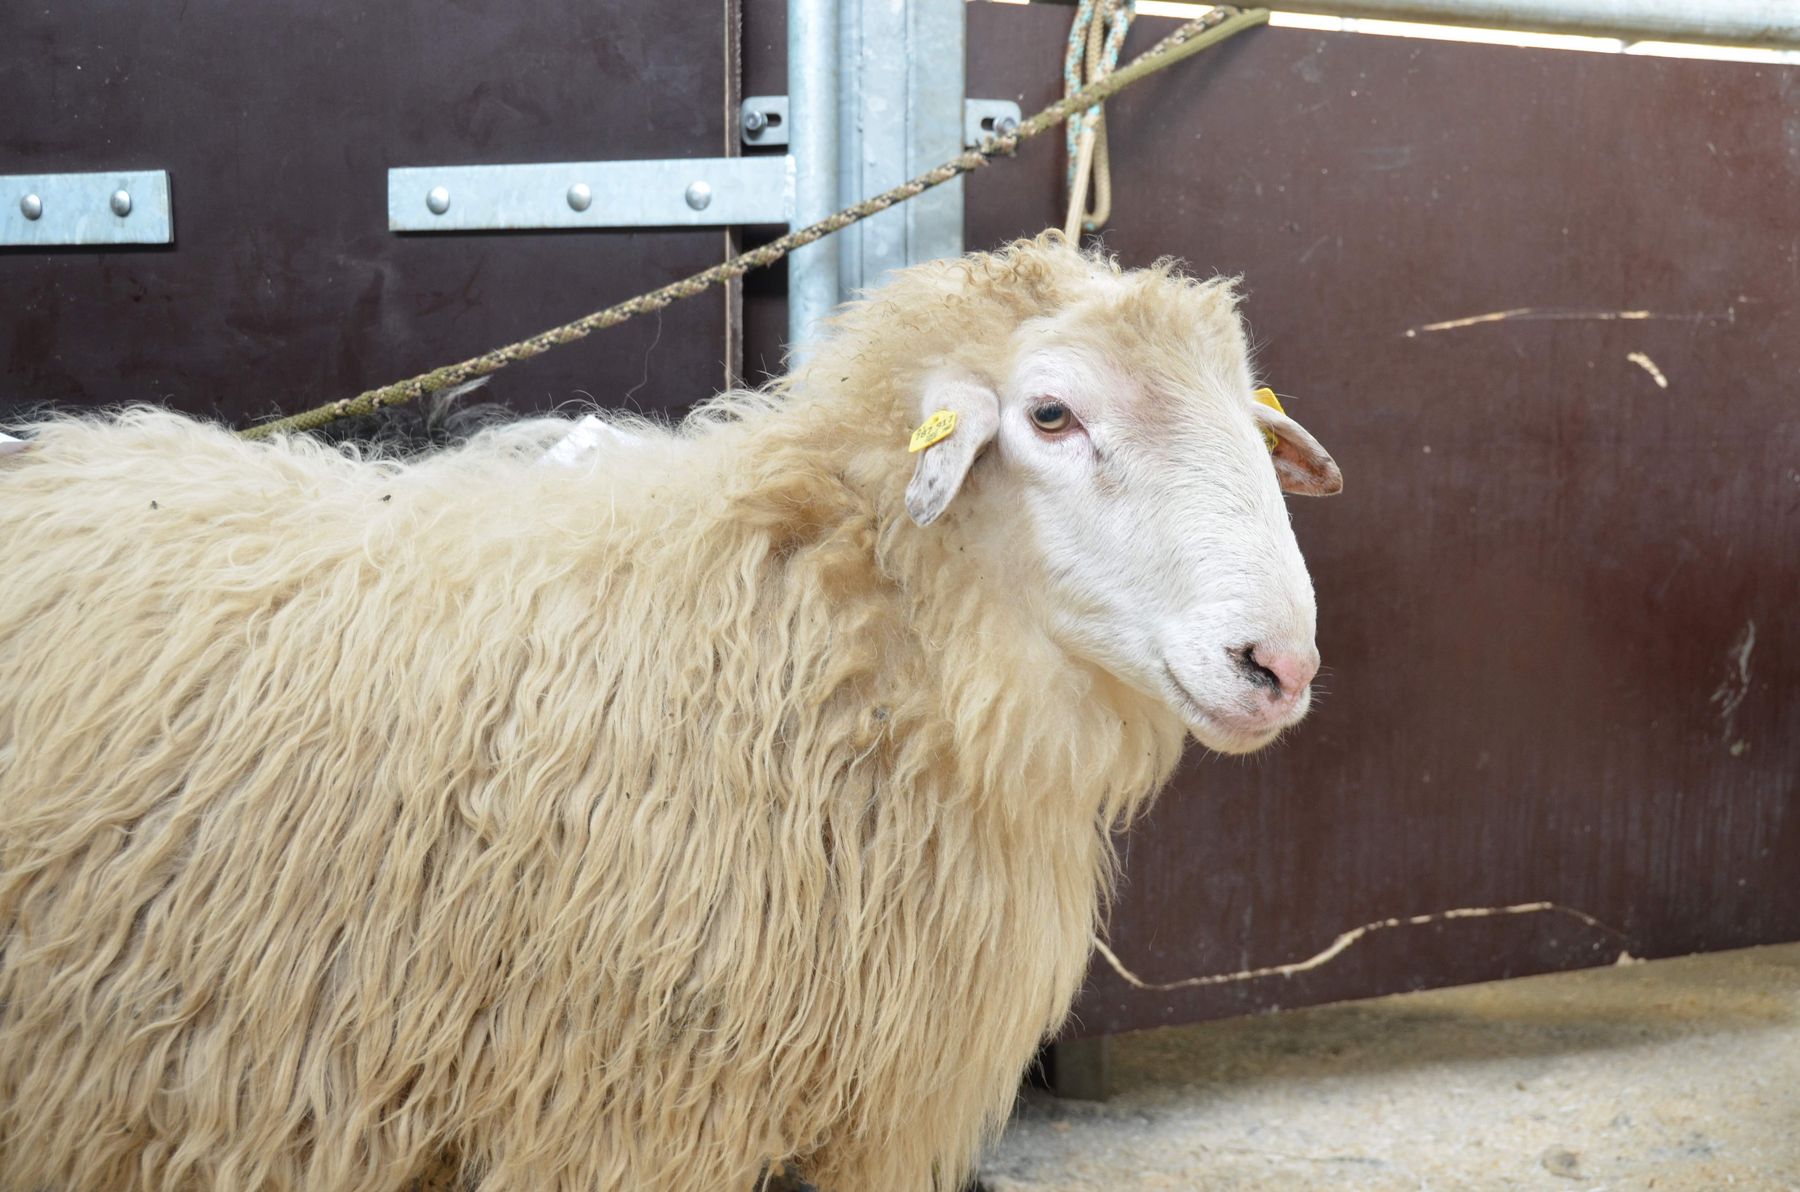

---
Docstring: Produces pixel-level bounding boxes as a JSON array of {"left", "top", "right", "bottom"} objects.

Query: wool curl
[{"left": 0, "top": 234, "right": 1237, "bottom": 1191}]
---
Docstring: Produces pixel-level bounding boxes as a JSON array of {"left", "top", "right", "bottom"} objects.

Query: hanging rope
[
  {"left": 240, "top": 6, "right": 1268, "bottom": 442},
  {"left": 1063, "top": 0, "right": 1135, "bottom": 240}
]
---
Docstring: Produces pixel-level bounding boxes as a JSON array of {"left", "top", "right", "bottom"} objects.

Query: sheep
[
  {"left": 540, "top": 413, "right": 649, "bottom": 468},
  {"left": 0, "top": 233, "right": 1341, "bottom": 1192}
]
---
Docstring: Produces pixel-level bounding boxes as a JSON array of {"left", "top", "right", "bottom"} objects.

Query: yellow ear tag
[
  {"left": 908, "top": 409, "right": 958, "bottom": 453},
  {"left": 1253, "top": 387, "right": 1284, "bottom": 453}
]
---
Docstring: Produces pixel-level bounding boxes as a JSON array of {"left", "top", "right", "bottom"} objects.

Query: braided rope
[
  {"left": 1063, "top": 0, "right": 1102, "bottom": 173},
  {"left": 240, "top": 6, "right": 1267, "bottom": 441},
  {"left": 1064, "top": 0, "right": 1135, "bottom": 237}
]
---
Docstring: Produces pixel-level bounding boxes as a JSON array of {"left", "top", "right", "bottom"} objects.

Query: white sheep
[{"left": 0, "top": 234, "right": 1340, "bottom": 1191}]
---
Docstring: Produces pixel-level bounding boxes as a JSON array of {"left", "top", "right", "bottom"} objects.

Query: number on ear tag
[{"left": 908, "top": 410, "right": 958, "bottom": 453}]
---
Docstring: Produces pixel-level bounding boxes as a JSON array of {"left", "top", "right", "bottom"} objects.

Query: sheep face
[{"left": 906, "top": 280, "right": 1341, "bottom": 755}]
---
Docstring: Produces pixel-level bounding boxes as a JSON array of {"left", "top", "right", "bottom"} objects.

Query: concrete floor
[{"left": 982, "top": 944, "right": 1800, "bottom": 1191}]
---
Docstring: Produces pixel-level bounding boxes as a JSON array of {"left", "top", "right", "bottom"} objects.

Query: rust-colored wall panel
[
  {"left": 1, "top": 1, "right": 738, "bottom": 422},
  {"left": 961, "top": 6, "right": 1799, "bottom": 1036},
  {"left": 12, "top": 0, "right": 1795, "bottom": 1043}
]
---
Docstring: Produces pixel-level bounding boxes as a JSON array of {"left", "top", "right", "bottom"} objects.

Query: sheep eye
[{"left": 1031, "top": 402, "right": 1072, "bottom": 432}]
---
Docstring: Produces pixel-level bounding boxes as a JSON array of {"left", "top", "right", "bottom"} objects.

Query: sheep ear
[
  {"left": 1252, "top": 403, "right": 1342, "bottom": 497},
  {"left": 905, "top": 375, "right": 1001, "bottom": 527}
]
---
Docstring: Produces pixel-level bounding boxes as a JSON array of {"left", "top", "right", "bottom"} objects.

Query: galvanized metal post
[
  {"left": 787, "top": 0, "right": 842, "bottom": 359},
  {"left": 838, "top": 0, "right": 966, "bottom": 296}
]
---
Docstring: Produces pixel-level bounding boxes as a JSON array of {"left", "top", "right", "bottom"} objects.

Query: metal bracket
[
  {"left": 2, "top": 170, "right": 173, "bottom": 247},
  {"left": 387, "top": 156, "right": 795, "bottom": 232},
  {"left": 740, "top": 96, "right": 790, "bottom": 146},
  {"left": 738, "top": 98, "right": 1023, "bottom": 149},
  {"left": 963, "top": 99, "right": 1023, "bottom": 148}
]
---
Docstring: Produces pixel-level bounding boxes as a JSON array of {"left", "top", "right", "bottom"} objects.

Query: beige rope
[
  {"left": 1065, "top": 125, "right": 1101, "bottom": 241},
  {"left": 240, "top": 6, "right": 1268, "bottom": 441}
]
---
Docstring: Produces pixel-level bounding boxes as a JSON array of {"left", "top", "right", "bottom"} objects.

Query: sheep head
[{"left": 887, "top": 239, "right": 1340, "bottom": 755}]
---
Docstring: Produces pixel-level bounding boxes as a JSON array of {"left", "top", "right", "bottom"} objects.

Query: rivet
[
  {"left": 20, "top": 193, "right": 42, "bottom": 220},
  {"left": 997, "top": 115, "right": 1020, "bottom": 136},
  {"left": 110, "top": 189, "right": 132, "bottom": 217},
  {"left": 742, "top": 109, "right": 767, "bottom": 135},
  {"left": 426, "top": 186, "right": 451, "bottom": 215},
  {"left": 685, "top": 180, "right": 713, "bottom": 211},
  {"left": 567, "top": 182, "right": 592, "bottom": 212}
]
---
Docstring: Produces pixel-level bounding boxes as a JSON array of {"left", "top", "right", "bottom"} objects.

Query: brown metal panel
[
  {"left": 954, "top": 7, "right": 1798, "bottom": 1036},
  {"left": 2, "top": 0, "right": 739, "bottom": 423}
]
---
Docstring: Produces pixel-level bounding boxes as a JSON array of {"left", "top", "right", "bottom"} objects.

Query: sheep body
[{"left": 0, "top": 239, "right": 1202, "bottom": 1190}]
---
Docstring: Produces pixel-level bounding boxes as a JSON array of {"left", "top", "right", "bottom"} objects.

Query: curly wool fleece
[{"left": 0, "top": 235, "right": 1255, "bottom": 1191}]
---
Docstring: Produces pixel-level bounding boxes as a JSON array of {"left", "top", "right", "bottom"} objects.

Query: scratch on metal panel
[
  {"left": 1712, "top": 619, "right": 1757, "bottom": 754},
  {"left": 1627, "top": 351, "right": 1670, "bottom": 388},
  {"left": 1092, "top": 902, "right": 1623, "bottom": 992},
  {"left": 1403, "top": 307, "right": 1734, "bottom": 337}
]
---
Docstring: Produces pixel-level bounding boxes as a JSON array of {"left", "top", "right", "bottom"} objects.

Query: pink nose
[{"left": 1244, "top": 644, "right": 1319, "bottom": 703}]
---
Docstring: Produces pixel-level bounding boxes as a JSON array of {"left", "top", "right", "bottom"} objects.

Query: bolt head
[
  {"left": 997, "top": 115, "right": 1019, "bottom": 136},
  {"left": 426, "top": 186, "right": 451, "bottom": 216},
  {"left": 20, "top": 193, "right": 42, "bottom": 220},
  {"left": 110, "top": 189, "right": 132, "bottom": 217},
  {"left": 742, "top": 109, "right": 767, "bottom": 134},
  {"left": 685, "top": 180, "right": 713, "bottom": 211},
  {"left": 567, "top": 182, "right": 593, "bottom": 212}
]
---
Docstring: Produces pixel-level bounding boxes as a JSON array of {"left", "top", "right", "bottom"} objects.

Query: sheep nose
[{"left": 1236, "top": 643, "right": 1319, "bottom": 703}]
